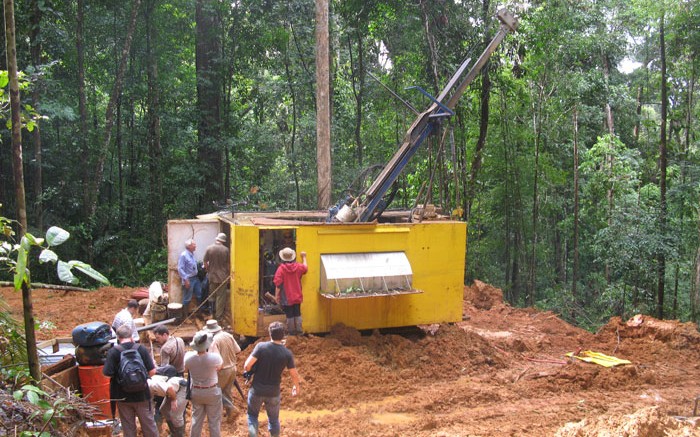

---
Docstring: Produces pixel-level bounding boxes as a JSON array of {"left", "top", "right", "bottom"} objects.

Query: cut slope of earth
[{"left": 1, "top": 280, "right": 699, "bottom": 436}]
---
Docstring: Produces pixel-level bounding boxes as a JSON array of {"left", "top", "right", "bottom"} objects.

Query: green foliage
[
  {"left": 3, "top": 223, "right": 109, "bottom": 290},
  {"left": 0, "top": 70, "right": 44, "bottom": 132},
  {"left": 0, "top": 0, "right": 696, "bottom": 329},
  {"left": 0, "top": 296, "right": 28, "bottom": 380},
  {"left": 11, "top": 383, "right": 75, "bottom": 436}
]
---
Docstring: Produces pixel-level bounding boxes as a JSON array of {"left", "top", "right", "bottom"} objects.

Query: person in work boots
[
  {"left": 185, "top": 331, "right": 223, "bottom": 437},
  {"left": 273, "top": 247, "right": 308, "bottom": 335},
  {"left": 204, "top": 232, "right": 230, "bottom": 323},
  {"left": 244, "top": 321, "right": 301, "bottom": 437},
  {"left": 178, "top": 238, "right": 202, "bottom": 315},
  {"left": 103, "top": 325, "right": 158, "bottom": 437},
  {"left": 206, "top": 319, "right": 241, "bottom": 419}
]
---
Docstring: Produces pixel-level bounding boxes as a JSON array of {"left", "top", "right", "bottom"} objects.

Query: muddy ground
[{"left": 2, "top": 280, "right": 699, "bottom": 436}]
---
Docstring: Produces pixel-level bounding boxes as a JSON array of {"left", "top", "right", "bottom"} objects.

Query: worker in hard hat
[{"left": 273, "top": 247, "right": 308, "bottom": 335}]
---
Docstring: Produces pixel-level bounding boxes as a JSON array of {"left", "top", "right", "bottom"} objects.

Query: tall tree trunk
[
  {"left": 657, "top": 9, "right": 667, "bottom": 319},
  {"left": 76, "top": 0, "right": 89, "bottom": 209},
  {"left": 145, "top": 0, "right": 162, "bottom": 237},
  {"left": 21, "top": 282, "right": 40, "bottom": 382},
  {"left": 465, "top": 0, "right": 492, "bottom": 220},
  {"left": 5, "top": 0, "right": 39, "bottom": 382},
  {"left": 498, "top": 91, "right": 524, "bottom": 303},
  {"left": 695, "top": 199, "right": 700, "bottom": 322},
  {"left": 316, "top": 0, "right": 331, "bottom": 209},
  {"left": 5, "top": 0, "right": 27, "bottom": 235},
  {"left": 634, "top": 85, "right": 642, "bottom": 145},
  {"left": 419, "top": 0, "right": 440, "bottom": 94},
  {"left": 572, "top": 106, "right": 580, "bottom": 311},
  {"left": 348, "top": 31, "right": 364, "bottom": 167},
  {"left": 283, "top": 49, "right": 300, "bottom": 209},
  {"left": 554, "top": 213, "right": 565, "bottom": 284},
  {"left": 498, "top": 93, "right": 512, "bottom": 299},
  {"left": 195, "top": 0, "right": 223, "bottom": 208},
  {"left": 528, "top": 78, "right": 545, "bottom": 307},
  {"left": 603, "top": 56, "right": 615, "bottom": 285},
  {"left": 85, "top": 0, "right": 141, "bottom": 223},
  {"left": 29, "top": 0, "right": 43, "bottom": 231}
]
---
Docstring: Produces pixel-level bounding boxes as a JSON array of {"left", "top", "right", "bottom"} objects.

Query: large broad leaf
[
  {"left": 26, "top": 390, "right": 39, "bottom": 405},
  {"left": 39, "top": 249, "right": 58, "bottom": 264},
  {"left": 24, "top": 232, "right": 44, "bottom": 247},
  {"left": 19, "top": 235, "right": 31, "bottom": 251},
  {"left": 13, "top": 244, "right": 28, "bottom": 290},
  {"left": 69, "top": 260, "right": 110, "bottom": 285},
  {"left": 57, "top": 260, "right": 77, "bottom": 284},
  {"left": 46, "top": 226, "right": 70, "bottom": 247}
]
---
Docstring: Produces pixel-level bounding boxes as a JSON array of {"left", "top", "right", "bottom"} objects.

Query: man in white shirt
[{"left": 111, "top": 299, "right": 139, "bottom": 342}]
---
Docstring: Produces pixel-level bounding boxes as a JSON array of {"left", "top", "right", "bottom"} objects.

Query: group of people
[
  {"left": 178, "top": 231, "right": 309, "bottom": 336},
  {"left": 104, "top": 231, "right": 307, "bottom": 436},
  {"left": 103, "top": 319, "right": 299, "bottom": 437},
  {"left": 177, "top": 233, "right": 231, "bottom": 322}
]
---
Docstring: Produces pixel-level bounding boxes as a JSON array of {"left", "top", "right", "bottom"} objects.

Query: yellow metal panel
[
  {"left": 231, "top": 220, "right": 466, "bottom": 336},
  {"left": 231, "top": 224, "right": 260, "bottom": 335},
  {"left": 299, "top": 222, "right": 465, "bottom": 333}
]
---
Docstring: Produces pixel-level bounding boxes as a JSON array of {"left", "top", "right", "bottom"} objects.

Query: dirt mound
[
  {"left": 464, "top": 279, "right": 503, "bottom": 310},
  {"left": 555, "top": 406, "right": 699, "bottom": 437},
  {"left": 2, "top": 282, "right": 700, "bottom": 436},
  {"left": 598, "top": 314, "right": 700, "bottom": 348}
]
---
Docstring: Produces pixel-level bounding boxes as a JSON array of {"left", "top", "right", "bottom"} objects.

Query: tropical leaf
[
  {"left": 69, "top": 260, "right": 110, "bottom": 285},
  {"left": 57, "top": 260, "right": 77, "bottom": 284},
  {"left": 45, "top": 227, "right": 70, "bottom": 247},
  {"left": 39, "top": 249, "right": 58, "bottom": 264}
]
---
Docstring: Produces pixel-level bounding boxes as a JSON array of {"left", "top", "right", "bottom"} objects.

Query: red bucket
[{"left": 78, "top": 365, "right": 112, "bottom": 420}]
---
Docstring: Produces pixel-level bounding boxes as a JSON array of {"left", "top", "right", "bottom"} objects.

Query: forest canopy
[{"left": 0, "top": 0, "right": 698, "bottom": 330}]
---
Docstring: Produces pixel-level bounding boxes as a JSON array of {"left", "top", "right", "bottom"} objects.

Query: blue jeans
[
  {"left": 182, "top": 276, "right": 202, "bottom": 308},
  {"left": 247, "top": 388, "right": 281, "bottom": 437}
]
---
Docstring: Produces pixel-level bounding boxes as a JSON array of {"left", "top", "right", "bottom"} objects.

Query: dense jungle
[{"left": 0, "top": 0, "right": 699, "bottom": 327}]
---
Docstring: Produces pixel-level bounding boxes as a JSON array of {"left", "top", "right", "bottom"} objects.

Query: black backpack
[{"left": 115, "top": 344, "right": 149, "bottom": 393}]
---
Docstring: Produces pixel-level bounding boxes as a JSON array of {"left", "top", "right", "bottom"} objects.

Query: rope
[{"left": 170, "top": 275, "right": 231, "bottom": 336}]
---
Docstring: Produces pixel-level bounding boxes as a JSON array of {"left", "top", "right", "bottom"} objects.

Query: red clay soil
[{"left": 2, "top": 279, "right": 699, "bottom": 436}]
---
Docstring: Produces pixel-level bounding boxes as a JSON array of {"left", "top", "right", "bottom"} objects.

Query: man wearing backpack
[{"left": 103, "top": 325, "right": 158, "bottom": 437}]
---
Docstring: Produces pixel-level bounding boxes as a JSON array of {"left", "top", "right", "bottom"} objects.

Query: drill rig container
[
  {"left": 168, "top": 210, "right": 466, "bottom": 336},
  {"left": 166, "top": 10, "right": 516, "bottom": 336}
]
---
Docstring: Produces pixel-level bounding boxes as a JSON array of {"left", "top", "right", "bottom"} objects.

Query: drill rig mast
[{"left": 329, "top": 9, "right": 517, "bottom": 223}]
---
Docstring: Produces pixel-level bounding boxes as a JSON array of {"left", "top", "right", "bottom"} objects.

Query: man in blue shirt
[{"left": 178, "top": 238, "right": 201, "bottom": 314}]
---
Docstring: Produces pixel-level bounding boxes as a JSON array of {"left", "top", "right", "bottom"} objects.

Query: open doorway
[{"left": 257, "top": 228, "right": 296, "bottom": 314}]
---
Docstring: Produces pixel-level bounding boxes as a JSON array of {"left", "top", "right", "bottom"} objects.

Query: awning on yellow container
[{"left": 320, "top": 252, "right": 420, "bottom": 299}]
